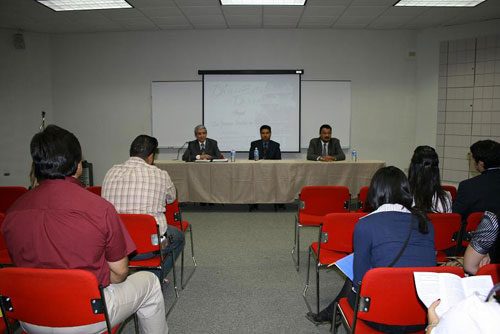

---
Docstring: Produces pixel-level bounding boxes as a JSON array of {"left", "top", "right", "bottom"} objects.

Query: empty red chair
[
  {"left": 356, "top": 187, "right": 369, "bottom": 212},
  {"left": 87, "top": 186, "right": 102, "bottom": 196},
  {"left": 165, "top": 200, "right": 196, "bottom": 289},
  {"left": 292, "top": 186, "right": 351, "bottom": 270},
  {"left": 304, "top": 213, "right": 367, "bottom": 313},
  {"left": 461, "top": 211, "right": 484, "bottom": 247},
  {"left": 0, "top": 267, "right": 134, "bottom": 333},
  {"left": 333, "top": 266, "right": 464, "bottom": 334},
  {"left": 441, "top": 185, "right": 457, "bottom": 202},
  {"left": 428, "top": 213, "right": 462, "bottom": 262},
  {"left": 0, "top": 187, "right": 28, "bottom": 213},
  {"left": 476, "top": 264, "right": 500, "bottom": 284}
]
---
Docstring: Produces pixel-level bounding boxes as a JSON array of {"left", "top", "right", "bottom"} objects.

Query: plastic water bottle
[
  {"left": 254, "top": 147, "right": 259, "bottom": 161},
  {"left": 351, "top": 149, "right": 358, "bottom": 162},
  {"left": 230, "top": 150, "right": 236, "bottom": 162},
  {"left": 151, "top": 234, "right": 158, "bottom": 246}
]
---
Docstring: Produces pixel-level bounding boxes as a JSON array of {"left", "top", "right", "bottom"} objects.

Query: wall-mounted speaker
[{"left": 13, "top": 33, "right": 25, "bottom": 50}]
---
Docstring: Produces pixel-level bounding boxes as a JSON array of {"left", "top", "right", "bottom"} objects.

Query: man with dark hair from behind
[
  {"left": 453, "top": 139, "right": 500, "bottom": 218},
  {"left": 248, "top": 125, "right": 281, "bottom": 160},
  {"left": 2, "top": 125, "right": 168, "bottom": 333},
  {"left": 102, "top": 134, "right": 184, "bottom": 280},
  {"left": 307, "top": 124, "right": 345, "bottom": 161}
]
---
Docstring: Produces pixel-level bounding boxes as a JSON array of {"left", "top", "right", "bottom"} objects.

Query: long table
[{"left": 155, "top": 159, "right": 385, "bottom": 204}]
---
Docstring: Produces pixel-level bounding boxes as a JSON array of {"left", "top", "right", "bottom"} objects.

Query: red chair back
[
  {"left": 165, "top": 200, "right": 185, "bottom": 230},
  {"left": 462, "top": 211, "right": 484, "bottom": 246},
  {"left": 0, "top": 187, "right": 28, "bottom": 213},
  {"left": 119, "top": 214, "right": 160, "bottom": 255},
  {"left": 428, "top": 213, "right": 462, "bottom": 251},
  {"left": 0, "top": 267, "right": 110, "bottom": 328},
  {"left": 0, "top": 213, "right": 6, "bottom": 250},
  {"left": 322, "top": 213, "right": 367, "bottom": 253},
  {"left": 442, "top": 185, "right": 457, "bottom": 201},
  {"left": 299, "top": 186, "right": 350, "bottom": 216},
  {"left": 476, "top": 264, "right": 500, "bottom": 284},
  {"left": 87, "top": 186, "right": 102, "bottom": 196},
  {"left": 356, "top": 266, "right": 464, "bottom": 326},
  {"left": 356, "top": 186, "right": 369, "bottom": 212}
]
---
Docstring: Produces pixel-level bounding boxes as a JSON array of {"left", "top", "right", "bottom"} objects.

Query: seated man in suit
[
  {"left": 182, "top": 124, "right": 222, "bottom": 162},
  {"left": 307, "top": 124, "right": 345, "bottom": 161},
  {"left": 453, "top": 139, "right": 500, "bottom": 219},
  {"left": 248, "top": 125, "right": 281, "bottom": 160}
]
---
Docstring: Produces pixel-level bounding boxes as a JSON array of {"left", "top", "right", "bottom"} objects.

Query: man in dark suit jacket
[
  {"left": 453, "top": 140, "right": 500, "bottom": 218},
  {"left": 307, "top": 124, "right": 345, "bottom": 161},
  {"left": 248, "top": 125, "right": 281, "bottom": 160},
  {"left": 182, "top": 125, "right": 222, "bottom": 162}
]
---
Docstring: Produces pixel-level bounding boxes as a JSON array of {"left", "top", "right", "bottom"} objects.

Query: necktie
[
  {"left": 322, "top": 143, "right": 327, "bottom": 156},
  {"left": 263, "top": 142, "right": 268, "bottom": 159},
  {"left": 201, "top": 143, "right": 205, "bottom": 154}
]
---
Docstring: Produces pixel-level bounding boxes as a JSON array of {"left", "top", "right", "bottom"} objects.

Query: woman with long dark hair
[
  {"left": 408, "top": 146, "right": 451, "bottom": 213},
  {"left": 307, "top": 166, "right": 436, "bottom": 333}
]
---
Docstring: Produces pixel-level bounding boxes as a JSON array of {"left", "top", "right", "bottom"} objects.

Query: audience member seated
[
  {"left": 453, "top": 140, "right": 500, "bottom": 218},
  {"left": 306, "top": 124, "right": 345, "bottom": 161},
  {"left": 426, "top": 283, "right": 500, "bottom": 334},
  {"left": 1, "top": 125, "right": 168, "bottom": 333},
  {"left": 408, "top": 145, "right": 452, "bottom": 213},
  {"left": 464, "top": 210, "right": 499, "bottom": 275},
  {"left": 102, "top": 134, "right": 184, "bottom": 280},
  {"left": 182, "top": 124, "right": 222, "bottom": 162},
  {"left": 306, "top": 166, "right": 436, "bottom": 333}
]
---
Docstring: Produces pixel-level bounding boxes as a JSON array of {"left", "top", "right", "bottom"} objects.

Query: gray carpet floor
[{"left": 146, "top": 204, "right": 349, "bottom": 334}]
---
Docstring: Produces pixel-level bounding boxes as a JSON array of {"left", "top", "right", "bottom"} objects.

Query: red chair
[
  {"left": 428, "top": 213, "right": 462, "bottom": 262},
  {"left": 476, "top": 264, "right": 500, "bottom": 284},
  {"left": 333, "top": 266, "right": 464, "bottom": 334},
  {"left": 356, "top": 187, "right": 369, "bottom": 212},
  {"left": 0, "top": 187, "right": 28, "bottom": 213},
  {"left": 165, "top": 200, "right": 196, "bottom": 289},
  {"left": 441, "top": 185, "right": 457, "bottom": 202},
  {"left": 292, "top": 186, "right": 351, "bottom": 270},
  {"left": 119, "top": 214, "right": 179, "bottom": 316},
  {"left": 87, "top": 186, "right": 102, "bottom": 196},
  {"left": 304, "top": 213, "right": 367, "bottom": 313},
  {"left": 0, "top": 267, "right": 134, "bottom": 334},
  {"left": 462, "top": 212, "right": 484, "bottom": 247},
  {"left": 0, "top": 213, "right": 13, "bottom": 267}
]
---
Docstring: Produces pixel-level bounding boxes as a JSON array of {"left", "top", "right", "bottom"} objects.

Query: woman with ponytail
[
  {"left": 408, "top": 146, "right": 451, "bottom": 213},
  {"left": 307, "top": 166, "right": 436, "bottom": 333}
]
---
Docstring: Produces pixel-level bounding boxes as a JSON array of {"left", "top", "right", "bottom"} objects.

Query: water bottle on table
[{"left": 254, "top": 147, "right": 259, "bottom": 161}]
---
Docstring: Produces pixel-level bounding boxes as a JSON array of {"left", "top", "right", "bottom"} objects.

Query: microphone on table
[{"left": 176, "top": 141, "right": 189, "bottom": 160}]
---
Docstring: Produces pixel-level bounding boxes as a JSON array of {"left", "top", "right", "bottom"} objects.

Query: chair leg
[
  {"left": 165, "top": 251, "right": 180, "bottom": 319},
  {"left": 303, "top": 246, "right": 312, "bottom": 297},
  {"left": 292, "top": 216, "right": 301, "bottom": 271},
  {"left": 181, "top": 225, "right": 197, "bottom": 290},
  {"left": 316, "top": 260, "right": 320, "bottom": 314}
]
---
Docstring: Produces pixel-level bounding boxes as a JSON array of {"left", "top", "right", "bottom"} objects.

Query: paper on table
[{"left": 328, "top": 253, "right": 354, "bottom": 281}]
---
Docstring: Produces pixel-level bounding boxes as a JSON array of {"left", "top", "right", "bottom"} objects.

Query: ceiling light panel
[
  {"left": 37, "top": 0, "right": 133, "bottom": 11},
  {"left": 221, "top": 0, "right": 306, "bottom": 5},
  {"left": 394, "top": 0, "right": 486, "bottom": 6}
]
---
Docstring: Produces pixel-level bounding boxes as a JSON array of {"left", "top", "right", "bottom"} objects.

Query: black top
[
  {"left": 182, "top": 138, "right": 222, "bottom": 162},
  {"left": 248, "top": 140, "right": 281, "bottom": 160}
]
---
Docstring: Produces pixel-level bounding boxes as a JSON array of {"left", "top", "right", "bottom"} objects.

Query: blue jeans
[{"left": 131, "top": 225, "right": 185, "bottom": 281}]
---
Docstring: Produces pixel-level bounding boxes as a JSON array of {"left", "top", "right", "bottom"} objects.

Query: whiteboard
[
  {"left": 151, "top": 81, "right": 202, "bottom": 148},
  {"left": 151, "top": 80, "right": 351, "bottom": 149}
]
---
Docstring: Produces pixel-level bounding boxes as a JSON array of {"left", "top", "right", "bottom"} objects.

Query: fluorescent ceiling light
[
  {"left": 36, "top": 0, "right": 132, "bottom": 11},
  {"left": 395, "top": 0, "right": 486, "bottom": 6},
  {"left": 221, "top": 0, "right": 306, "bottom": 5}
]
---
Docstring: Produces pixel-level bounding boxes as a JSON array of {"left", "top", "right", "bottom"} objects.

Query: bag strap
[{"left": 388, "top": 216, "right": 414, "bottom": 267}]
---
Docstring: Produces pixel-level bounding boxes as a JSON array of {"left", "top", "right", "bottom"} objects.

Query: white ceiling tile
[
  {"left": 299, "top": 16, "right": 336, "bottom": 25},
  {"left": 181, "top": 6, "right": 222, "bottom": 16},
  {"left": 138, "top": 7, "right": 184, "bottom": 17},
  {"left": 188, "top": 15, "right": 226, "bottom": 25},
  {"left": 307, "top": 0, "right": 351, "bottom": 5},
  {"left": 222, "top": 6, "right": 262, "bottom": 15},
  {"left": 225, "top": 15, "right": 262, "bottom": 25},
  {"left": 158, "top": 24, "right": 193, "bottom": 30},
  {"left": 177, "top": 0, "right": 220, "bottom": 6},
  {"left": 381, "top": 6, "right": 427, "bottom": 16},
  {"left": 100, "top": 8, "right": 146, "bottom": 19},
  {"left": 302, "top": 6, "right": 346, "bottom": 17},
  {"left": 264, "top": 6, "right": 304, "bottom": 15},
  {"left": 351, "top": 0, "right": 394, "bottom": 5},
  {"left": 263, "top": 15, "right": 300, "bottom": 25},
  {"left": 150, "top": 16, "right": 190, "bottom": 25},
  {"left": 127, "top": 0, "right": 177, "bottom": 8},
  {"left": 332, "top": 23, "right": 368, "bottom": 29},
  {"left": 336, "top": 15, "right": 375, "bottom": 25},
  {"left": 191, "top": 24, "right": 227, "bottom": 29},
  {"left": 343, "top": 6, "right": 388, "bottom": 17}
]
